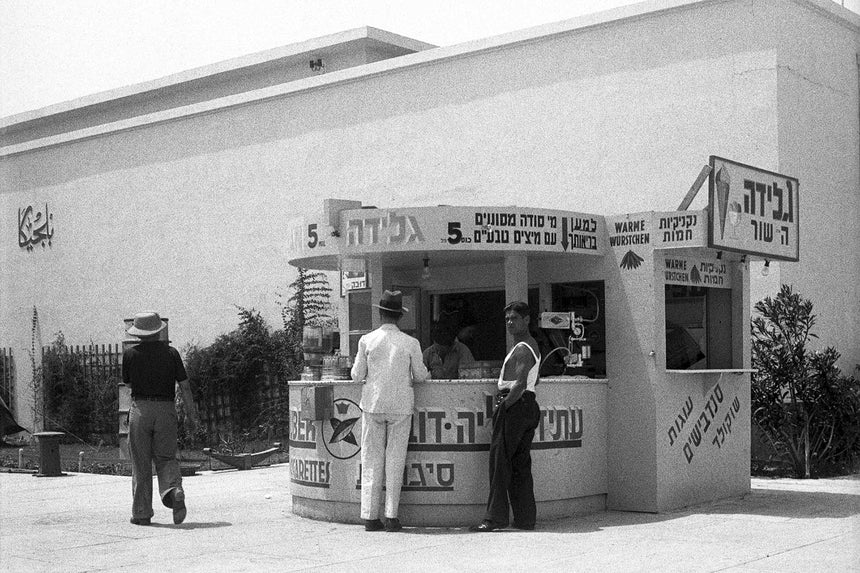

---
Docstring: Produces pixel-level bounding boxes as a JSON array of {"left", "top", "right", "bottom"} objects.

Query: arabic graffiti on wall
[{"left": 18, "top": 204, "right": 54, "bottom": 251}]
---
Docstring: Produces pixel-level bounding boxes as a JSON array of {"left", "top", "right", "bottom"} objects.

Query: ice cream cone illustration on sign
[{"left": 715, "top": 166, "right": 731, "bottom": 240}]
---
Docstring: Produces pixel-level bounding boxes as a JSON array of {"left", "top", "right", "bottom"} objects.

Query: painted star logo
[{"left": 321, "top": 398, "right": 363, "bottom": 459}]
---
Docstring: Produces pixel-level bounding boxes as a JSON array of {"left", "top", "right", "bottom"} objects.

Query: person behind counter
[
  {"left": 351, "top": 290, "right": 430, "bottom": 532},
  {"left": 471, "top": 301, "right": 541, "bottom": 532},
  {"left": 422, "top": 322, "right": 475, "bottom": 379}
]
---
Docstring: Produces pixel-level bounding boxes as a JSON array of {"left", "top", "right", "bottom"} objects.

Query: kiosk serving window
[
  {"left": 665, "top": 284, "right": 732, "bottom": 370},
  {"left": 540, "top": 281, "right": 607, "bottom": 378}
]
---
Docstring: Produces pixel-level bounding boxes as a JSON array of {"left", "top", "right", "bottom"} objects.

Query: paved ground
[{"left": 1, "top": 465, "right": 858, "bottom": 572}]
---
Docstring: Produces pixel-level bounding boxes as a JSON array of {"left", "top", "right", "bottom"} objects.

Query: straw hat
[{"left": 127, "top": 311, "right": 166, "bottom": 337}]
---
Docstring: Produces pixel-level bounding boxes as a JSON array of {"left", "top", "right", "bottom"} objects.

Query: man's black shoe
[
  {"left": 512, "top": 522, "right": 535, "bottom": 530},
  {"left": 469, "top": 520, "right": 505, "bottom": 532},
  {"left": 384, "top": 517, "right": 402, "bottom": 532},
  {"left": 172, "top": 489, "right": 187, "bottom": 525},
  {"left": 365, "top": 519, "right": 385, "bottom": 531},
  {"left": 130, "top": 517, "right": 151, "bottom": 526}
]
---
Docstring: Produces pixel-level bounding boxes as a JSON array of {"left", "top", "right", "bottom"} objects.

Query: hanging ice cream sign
[{"left": 708, "top": 156, "right": 799, "bottom": 261}]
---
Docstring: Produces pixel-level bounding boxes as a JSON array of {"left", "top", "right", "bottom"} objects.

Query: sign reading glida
[{"left": 708, "top": 156, "right": 800, "bottom": 261}]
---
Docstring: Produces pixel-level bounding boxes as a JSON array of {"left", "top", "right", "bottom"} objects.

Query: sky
[
  {"left": 0, "top": 0, "right": 653, "bottom": 119},
  {"left": 2, "top": 0, "right": 856, "bottom": 119}
]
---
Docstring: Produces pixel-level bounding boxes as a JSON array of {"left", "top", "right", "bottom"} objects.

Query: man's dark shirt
[{"left": 122, "top": 341, "right": 188, "bottom": 400}]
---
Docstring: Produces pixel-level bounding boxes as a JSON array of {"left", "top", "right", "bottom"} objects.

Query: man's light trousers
[
  {"left": 128, "top": 399, "right": 183, "bottom": 519},
  {"left": 360, "top": 411, "right": 412, "bottom": 520}
]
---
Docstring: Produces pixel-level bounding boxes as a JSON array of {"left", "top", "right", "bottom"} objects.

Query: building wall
[
  {"left": 774, "top": 0, "right": 860, "bottom": 368},
  {"left": 2, "top": 0, "right": 858, "bottom": 427}
]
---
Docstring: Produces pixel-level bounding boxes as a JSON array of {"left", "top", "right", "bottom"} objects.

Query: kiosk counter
[{"left": 289, "top": 377, "right": 607, "bottom": 526}]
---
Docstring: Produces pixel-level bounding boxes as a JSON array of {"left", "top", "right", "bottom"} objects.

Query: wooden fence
[
  {"left": 20, "top": 342, "right": 289, "bottom": 443},
  {"left": 197, "top": 370, "right": 288, "bottom": 437},
  {"left": 40, "top": 343, "right": 123, "bottom": 439},
  {"left": 42, "top": 343, "right": 123, "bottom": 385}
]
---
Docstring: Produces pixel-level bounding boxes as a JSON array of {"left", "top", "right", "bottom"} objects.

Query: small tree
[
  {"left": 279, "top": 267, "right": 335, "bottom": 337},
  {"left": 751, "top": 285, "right": 860, "bottom": 477}
]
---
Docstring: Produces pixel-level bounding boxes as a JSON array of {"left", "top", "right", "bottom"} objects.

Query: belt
[
  {"left": 134, "top": 396, "right": 174, "bottom": 402},
  {"left": 497, "top": 390, "right": 535, "bottom": 398}
]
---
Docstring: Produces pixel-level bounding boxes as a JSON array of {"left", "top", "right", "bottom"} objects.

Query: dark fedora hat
[{"left": 372, "top": 290, "right": 408, "bottom": 314}]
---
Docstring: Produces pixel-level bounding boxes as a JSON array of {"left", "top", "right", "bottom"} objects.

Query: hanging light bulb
[
  {"left": 761, "top": 260, "right": 771, "bottom": 277},
  {"left": 422, "top": 256, "right": 431, "bottom": 280}
]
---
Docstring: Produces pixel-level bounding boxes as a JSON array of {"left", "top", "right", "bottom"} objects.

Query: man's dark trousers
[{"left": 484, "top": 391, "right": 540, "bottom": 528}]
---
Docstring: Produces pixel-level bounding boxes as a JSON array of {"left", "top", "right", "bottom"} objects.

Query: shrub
[
  {"left": 183, "top": 307, "right": 303, "bottom": 449},
  {"left": 183, "top": 270, "right": 333, "bottom": 452},
  {"left": 39, "top": 333, "right": 117, "bottom": 441},
  {"left": 751, "top": 285, "right": 860, "bottom": 477}
]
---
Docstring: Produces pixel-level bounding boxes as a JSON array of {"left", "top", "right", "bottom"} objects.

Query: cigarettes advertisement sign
[{"left": 708, "top": 156, "right": 799, "bottom": 261}]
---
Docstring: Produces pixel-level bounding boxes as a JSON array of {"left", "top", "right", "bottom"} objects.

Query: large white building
[{"left": 2, "top": 0, "right": 858, "bottom": 433}]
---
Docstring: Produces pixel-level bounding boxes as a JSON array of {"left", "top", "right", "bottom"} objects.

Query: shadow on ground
[
  {"left": 401, "top": 479, "right": 860, "bottom": 536},
  {"left": 150, "top": 521, "right": 233, "bottom": 530}
]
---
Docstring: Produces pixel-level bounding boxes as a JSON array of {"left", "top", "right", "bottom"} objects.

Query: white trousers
[{"left": 360, "top": 411, "right": 412, "bottom": 520}]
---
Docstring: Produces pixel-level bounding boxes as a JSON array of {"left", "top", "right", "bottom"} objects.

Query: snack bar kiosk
[{"left": 287, "top": 158, "right": 799, "bottom": 524}]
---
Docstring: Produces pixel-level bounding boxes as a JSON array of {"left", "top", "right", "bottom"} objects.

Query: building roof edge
[{"left": 0, "top": 26, "right": 437, "bottom": 129}]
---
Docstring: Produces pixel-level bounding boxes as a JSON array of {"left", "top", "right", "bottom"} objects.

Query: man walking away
[{"left": 123, "top": 311, "right": 200, "bottom": 526}]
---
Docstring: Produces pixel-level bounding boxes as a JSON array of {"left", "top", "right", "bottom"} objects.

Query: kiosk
[{"left": 287, "top": 158, "right": 799, "bottom": 523}]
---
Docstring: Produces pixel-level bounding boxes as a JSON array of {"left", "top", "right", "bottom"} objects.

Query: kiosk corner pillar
[
  {"left": 504, "top": 253, "right": 529, "bottom": 345},
  {"left": 369, "top": 257, "right": 384, "bottom": 329}
]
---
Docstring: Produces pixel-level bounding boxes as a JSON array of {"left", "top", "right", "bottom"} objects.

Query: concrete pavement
[{"left": 1, "top": 465, "right": 858, "bottom": 572}]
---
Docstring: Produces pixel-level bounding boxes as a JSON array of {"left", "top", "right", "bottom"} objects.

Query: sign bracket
[{"left": 677, "top": 165, "right": 712, "bottom": 211}]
